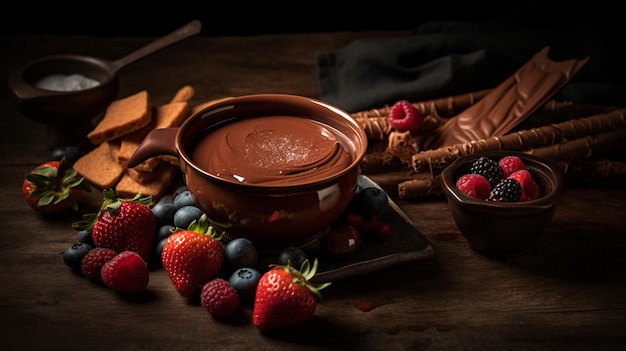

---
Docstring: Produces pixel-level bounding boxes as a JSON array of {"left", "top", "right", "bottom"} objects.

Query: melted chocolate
[{"left": 192, "top": 115, "right": 353, "bottom": 185}]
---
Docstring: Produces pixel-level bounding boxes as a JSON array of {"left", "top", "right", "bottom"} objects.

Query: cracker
[
  {"left": 73, "top": 140, "right": 125, "bottom": 189},
  {"left": 126, "top": 167, "right": 158, "bottom": 184},
  {"left": 170, "top": 85, "right": 195, "bottom": 103},
  {"left": 115, "top": 162, "right": 179, "bottom": 201},
  {"left": 87, "top": 90, "right": 152, "bottom": 144},
  {"left": 117, "top": 101, "right": 190, "bottom": 169}
]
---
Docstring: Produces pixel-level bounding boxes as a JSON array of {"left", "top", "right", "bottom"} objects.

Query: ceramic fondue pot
[{"left": 127, "top": 94, "right": 368, "bottom": 252}]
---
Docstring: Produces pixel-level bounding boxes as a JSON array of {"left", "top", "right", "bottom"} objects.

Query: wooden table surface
[{"left": 2, "top": 31, "right": 626, "bottom": 351}]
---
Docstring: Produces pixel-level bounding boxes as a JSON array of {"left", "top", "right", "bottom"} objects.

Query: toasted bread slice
[
  {"left": 115, "top": 161, "right": 179, "bottom": 202},
  {"left": 117, "top": 101, "right": 190, "bottom": 169},
  {"left": 170, "top": 85, "right": 195, "bottom": 103},
  {"left": 87, "top": 90, "right": 152, "bottom": 144},
  {"left": 74, "top": 140, "right": 125, "bottom": 189}
]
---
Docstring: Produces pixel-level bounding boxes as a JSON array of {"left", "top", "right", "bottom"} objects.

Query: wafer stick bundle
[
  {"left": 354, "top": 92, "right": 617, "bottom": 175},
  {"left": 398, "top": 122, "right": 626, "bottom": 199},
  {"left": 411, "top": 108, "right": 626, "bottom": 176}
]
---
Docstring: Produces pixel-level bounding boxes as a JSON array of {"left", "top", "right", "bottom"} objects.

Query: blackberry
[
  {"left": 489, "top": 179, "right": 522, "bottom": 202},
  {"left": 470, "top": 157, "right": 504, "bottom": 187}
]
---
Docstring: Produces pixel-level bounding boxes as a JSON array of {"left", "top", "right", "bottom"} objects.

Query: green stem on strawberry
[
  {"left": 100, "top": 189, "right": 152, "bottom": 214},
  {"left": 180, "top": 213, "right": 226, "bottom": 241},
  {"left": 72, "top": 189, "right": 153, "bottom": 232},
  {"left": 269, "top": 258, "right": 331, "bottom": 300},
  {"left": 25, "top": 156, "right": 91, "bottom": 211}
]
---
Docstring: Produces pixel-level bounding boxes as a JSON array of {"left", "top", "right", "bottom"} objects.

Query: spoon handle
[{"left": 110, "top": 20, "right": 202, "bottom": 72}]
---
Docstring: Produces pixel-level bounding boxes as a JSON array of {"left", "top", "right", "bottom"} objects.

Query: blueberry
[
  {"left": 173, "top": 190, "right": 196, "bottom": 209},
  {"left": 173, "top": 205, "right": 204, "bottom": 229},
  {"left": 157, "top": 194, "right": 174, "bottom": 204},
  {"left": 155, "top": 237, "right": 168, "bottom": 262},
  {"left": 156, "top": 224, "right": 175, "bottom": 242},
  {"left": 77, "top": 230, "right": 94, "bottom": 247},
  {"left": 173, "top": 186, "right": 189, "bottom": 199},
  {"left": 352, "top": 187, "right": 389, "bottom": 217},
  {"left": 277, "top": 246, "right": 307, "bottom": 269},
  {"left": 152, "top": 201, "right": 177, "bottom": 225},
  {"left": 51, "top": 145, "right": 81, "bottom": 163},
  {"left": 224, "top": 238, "right": 258, "bottom": 269},
  {"left": 228, "top": 267, "right": 261, "bottom": 302},
  {"left": 63, "top": 243, "right": 92, "bottom": 271}
]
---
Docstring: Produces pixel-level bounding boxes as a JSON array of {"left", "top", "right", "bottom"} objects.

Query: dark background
[{"left": 0, "top": 1, "right": 617, "bottom": 37}]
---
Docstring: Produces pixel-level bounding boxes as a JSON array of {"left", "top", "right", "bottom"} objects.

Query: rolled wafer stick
[
  {"left": 527, "top": 128, "right": 626, "bottom": 161},
  {"left": 350, "top": 89, "right": 491, "bottom": 120},
  {"left": 411, "top": 108, "right": 626, "bottom": 176},
  {"left": 355, "top": 116, "right": 394, "bottom": 141},
  {"left": 398, "top": 175, "right": 443, "bottom": 200},
  {"left": 399, "top": 127, "right": 626, "bottom": 200},
  {"left": 351, "top": 90, "right": 490, "bottom": 141},
  {"left": 360, "top": 151, "right": 403, "bottom": 173},
  {"left": 559, "top": 157, "right": 626, "bottom": 187}
]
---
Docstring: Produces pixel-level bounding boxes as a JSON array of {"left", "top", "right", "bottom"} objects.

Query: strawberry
[
  {"left": 22, "top": 156, "right": 91, "bottom": 214},
  {"left": 101, "top": 251, "right": 150, "bottom": 294},
  {"left": 73, "top": 190, "right": 156, "bottom": 262},
  {"left": 389, "top": 100, "right": 424, "bottom": 134},
  {"left": 161, "top": 214, "right": 225, "bottom": 297},
  {"left": 253, "top": 258, "right": 330, "bottom": 332}
]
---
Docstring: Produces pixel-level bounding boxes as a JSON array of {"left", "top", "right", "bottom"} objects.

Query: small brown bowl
[
  {"left": 440, "top": 151, "right": 564, "bottom": 258},
  {"left": 8, "top": 54, "right": 120, "bottom": 128},
  {"left": 6, "top": 20, "right": 201, "bottom": 130}
]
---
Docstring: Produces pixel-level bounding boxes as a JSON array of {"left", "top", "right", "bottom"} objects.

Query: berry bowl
[
  {"left": 127, "top": 94, "right": 368, "bottom": 253},
  {"left": 440, "top": 151, "right": 564, "bottom": 258}
]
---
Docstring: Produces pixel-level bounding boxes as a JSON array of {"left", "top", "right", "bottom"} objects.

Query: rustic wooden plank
[{"left": 2, "top": 31, "right": 625, "bottom": 351}]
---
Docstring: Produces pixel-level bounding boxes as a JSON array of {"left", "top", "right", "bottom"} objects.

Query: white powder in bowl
[{"left": 34, "top": 74, "right": 100, "bottom": 91}]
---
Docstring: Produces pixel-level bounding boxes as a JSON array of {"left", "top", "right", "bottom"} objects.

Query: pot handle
[{"left": 127, "top": 127, "right": 179, "bottom": 168}]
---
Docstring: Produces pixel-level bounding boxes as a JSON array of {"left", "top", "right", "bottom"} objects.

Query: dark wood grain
[{"left": 2, "top": 32, "right": 625, "bottom": 351}]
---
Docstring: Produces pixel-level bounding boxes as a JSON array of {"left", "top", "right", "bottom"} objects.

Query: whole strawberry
[
  {"left": 22, "top": 156, "right": 91, "bottom": 214},
  {"left": 253, "top": 258, "right": 330, "bottom": 332},
  {"left": 73, "top": 190, "right": 156, "bottom": 262},
  {"left": 161, "top": 214, "right": 225, "bottom": 297}
]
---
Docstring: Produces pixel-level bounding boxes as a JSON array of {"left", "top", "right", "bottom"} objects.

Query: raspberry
[
  {"left": 488, "top": 178, "right": 522, "bottom": 202},
  {"left": 499, "top": 155, "right": 526, "bottom": 178},
  {"left": 456, "top": 173, "right": 492, "bottom": 199},
  {"left": 389, "top": 100, "right": 424, "bottom": 133},
  {"left": 508, "top": 169, "right": 541, "bottom": 201},
  {"left": 470, "top": 156, "right": 504, "bottom": 187},
  {"left": 101, "top": 251, "right": 150, "bottom": 294},
  {"left": 201, "top": 278, "right": 240, "bottom": 319},
  {"left": 81, "top": 247, "right": 117, "bottom": 280}
]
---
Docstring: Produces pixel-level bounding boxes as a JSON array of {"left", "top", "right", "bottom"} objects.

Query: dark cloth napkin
[{"left": 317, "top": 20, "right": 626, "bottom": 113}]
